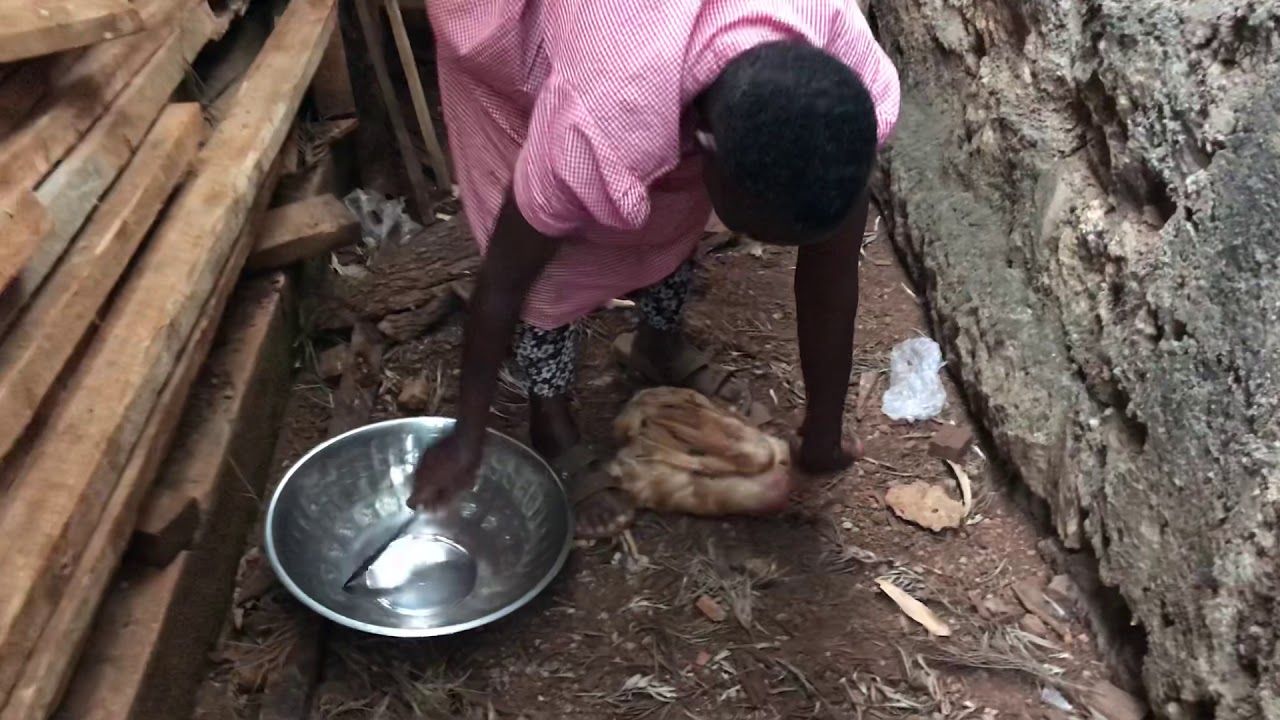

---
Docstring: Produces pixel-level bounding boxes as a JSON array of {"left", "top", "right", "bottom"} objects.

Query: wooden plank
[
  {"left": 383, "top": 0, "right": 450, "bottom": 188},
  {"left": 0, "top": 192, "right": 51, "bottom": 313},
  {"left": 196, "top": 4, "right": 271, "bottom": 104},
  {"left": 0, "top": 104, "right": 204, "bottom": 488},
  {"left": 4, "top": 165, "right": 289, "bottom": 720},
  {"left": 257, "top": 320, "right": 382, "bottom": 720},
  {"left": 0, "top": 1, "right": 146, "bottom": 64},
  {"left": 124, "top": 499, "right": 199, "bottom": 568},
  {"left": 247, "top": 193, "right": 360, "bottom": 270},
  {"left": 0, "top": 24, "right": 168, "bottom": 193},
  {"left": 353, "top": 0, "right": 433, "bottom": 219},
  {"left": 0, "top": 55, "right": 72, "bottom": 138},
  {"left": 0, "top": 0, "right": 336, "bottom": 706},
  {"left": 135, "top": 0, "right": 198, "bottom": 25},
  {"left": 311, "top": 14, "right": 357, "bottom": 118},
  {"left": 55, "top": 274, "right": 294, "bottom": 720},
  {"left": 257, "top": 616, "right": 325, "bottom": 720},
  {"left": 0, "top": 4, "right": 219, "bottom": 339}
]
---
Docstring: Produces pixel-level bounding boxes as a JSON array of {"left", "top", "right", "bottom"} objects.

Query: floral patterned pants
[{"left": 514, "top": 259, "right": 694, "bottom": 398}]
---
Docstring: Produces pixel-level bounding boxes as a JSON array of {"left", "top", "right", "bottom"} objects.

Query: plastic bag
[
  {"left": 343, "top": 188, "right": 423, "bottom": 250},
  {"left": 881, "top": 337, "right": 946, "bottom": 422}
]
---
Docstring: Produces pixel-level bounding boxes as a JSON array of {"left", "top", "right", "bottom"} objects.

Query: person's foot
[
  {"left": 794, "top": 426, "right": 864, "bottom": 475},
  {"left": 530, "top": 396, "right": 635, "bottom": 539},
  {"left": 619, "top": 327, "right": 749, "bottom": 408}
]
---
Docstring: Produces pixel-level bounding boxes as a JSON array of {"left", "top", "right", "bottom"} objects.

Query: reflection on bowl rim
[{"left": 264, "top": 417, "right": 574, "bottom": 638}]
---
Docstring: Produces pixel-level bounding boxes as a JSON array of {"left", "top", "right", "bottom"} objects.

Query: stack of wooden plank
[{"left": 0, "top": 0, "right": 347, "bottom": 718}]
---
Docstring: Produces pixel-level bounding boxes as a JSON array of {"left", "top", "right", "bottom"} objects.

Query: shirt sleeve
[
  {"left": 827, "top": 11, "right": 901, "bottom": 149},
  {"left": 512, "top": 74, "right": 654, "bottom": 237}
]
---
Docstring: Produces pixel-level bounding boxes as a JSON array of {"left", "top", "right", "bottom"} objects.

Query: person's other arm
[{"left": 793, "top": 192, "right": 869, "bottom": 473}]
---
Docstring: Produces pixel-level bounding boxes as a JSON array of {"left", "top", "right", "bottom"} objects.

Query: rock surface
[{"left": 870, "top": 1, "right": 1279, "bottom": 717}]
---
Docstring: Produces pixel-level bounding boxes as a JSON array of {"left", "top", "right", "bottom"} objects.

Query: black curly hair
[{"left": 701, "top": 40, "right": 879, "bottom": 239}]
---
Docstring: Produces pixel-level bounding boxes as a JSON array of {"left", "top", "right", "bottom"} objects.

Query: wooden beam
[
  {"left": 311, "top": 17, "right": 357, "bottom": 118},
  {"left": 0, "top": 54, "right": 74, "bottom": 138},
  {"left": 307, "top": 215, "right": 477, "bottom": 329},
  {"left": 0, "top": 24, "right": 168, "bottom": 194},
  {"left": 0, "top": 193, "right": 51, "bottom": 316},
  {"left": 134, "top": 0, "right": 199, "bottom": 26},
  {"left": 55, "top": 273, "right": 294, "bottom": 720},
  {"left": 247, "top": 193, "right": 360, "bottom": 270},
  {"left": 0, "top": 104, "right": 204, "bottom": 482},
  {"left": 0, "top": 4, "right": 219, "bottom": 339},
  {"left": 382, "top": 0, "right": 450, "bottom": 189},
  {"left": 1, "top": 188, "right": 287, "bottom": 720},
  {"left": 0, "top": 0, "right": 336, "bottom": 706},
  {"left": 352, "top": 0, "right": 433, "bottom": 220},
  {"left": 0, "top": 1, "right": 146, "bottom": 64},
  {"left": 257, "top": 320, "right": 382, "bottom": 720}
]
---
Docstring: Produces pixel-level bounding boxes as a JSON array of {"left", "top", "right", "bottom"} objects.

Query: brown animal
[{"left": 608, "top": 387, "right": 792, "bottom": 517}]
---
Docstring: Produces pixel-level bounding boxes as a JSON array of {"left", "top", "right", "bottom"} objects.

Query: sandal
[
  {"left": 612, "top": 332, "right": 770, "bottom": 425},
  {"left": 549, "top": 443, "right": 636, "bottom": 539}
]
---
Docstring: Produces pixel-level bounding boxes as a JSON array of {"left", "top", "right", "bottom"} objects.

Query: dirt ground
[{"left": 193, "top": 214, "right": 1120, "bottom": 720}]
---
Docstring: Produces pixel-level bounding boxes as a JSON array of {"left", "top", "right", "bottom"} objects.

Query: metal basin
[{"left": 265, "top": 417, "right": 573, "bottom": 637}]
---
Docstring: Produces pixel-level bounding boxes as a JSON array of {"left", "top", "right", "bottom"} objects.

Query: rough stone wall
[{"left": 869, "top": 1, "right": 1279, "bottom": 717}]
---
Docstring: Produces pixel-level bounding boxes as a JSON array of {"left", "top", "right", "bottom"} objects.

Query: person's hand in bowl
[{"left": 409, "top": 431, "right": 482, "bottom": 509}]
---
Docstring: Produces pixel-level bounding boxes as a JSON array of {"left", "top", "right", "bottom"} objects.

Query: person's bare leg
[
  {"left": 626, "top": 261, "right": 749, "bottom": 407},
  {"left": 629, "top": 260, "right": 693, "bottom": 373},
  {"left": 515, "top": 321, "right": 633, "bottom": 538}
]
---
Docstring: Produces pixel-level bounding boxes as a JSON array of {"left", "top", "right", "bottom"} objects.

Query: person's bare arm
[
  {"left": 793, "top": 192, "right": 869, "bottom": 473},
  {"left": 411, "top": 192, "right": 560, "bottom": 507}
]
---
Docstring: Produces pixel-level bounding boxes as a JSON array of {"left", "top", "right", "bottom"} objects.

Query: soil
[{"left": 193, "top": 215, "right": 1118, "bottom": 720}]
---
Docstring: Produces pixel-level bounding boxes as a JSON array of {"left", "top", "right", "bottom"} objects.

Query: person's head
[{"left": 697, "top": 40, "right": 879, "bottom": 246}]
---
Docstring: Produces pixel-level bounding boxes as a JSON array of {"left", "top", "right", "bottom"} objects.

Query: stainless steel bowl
[{"left": 264, "top": 417, "right": 573, "bottom": 637}]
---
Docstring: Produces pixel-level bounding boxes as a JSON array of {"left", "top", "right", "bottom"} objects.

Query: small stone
[
  {"left": 743, "top": 558, "right": 776, "bottom": 579},
  {"left": 1019, "top": 613, "right": 1051, "bottom": 637},
  {"left": 696, "top": 595, "right": 727, "bottom": 622},
  {"left": 982, "top": 595, "right": 1019, "bottom": 618},
  {"left": 1047, "top": 574, "right": 1079, "bottom": 601},
  {"left": 316, "top": 344, "right": 348, "bottom": 380},
  {"left": 928, "top": 425, "right": 974, "bottom": 462},
  {"left": 398, "top": 374, "right": 433, "bottom": 412}
]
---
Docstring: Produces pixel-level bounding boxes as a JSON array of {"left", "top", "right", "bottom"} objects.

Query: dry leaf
[
  {"left": 885, "top": 482, "right": 966, "bottom": 531},
  {"left": 945, "top": 460, "right": 973, "bottom": 513},
  {"left": 876, "top": 578, "right": 951, "bottom": 636}
]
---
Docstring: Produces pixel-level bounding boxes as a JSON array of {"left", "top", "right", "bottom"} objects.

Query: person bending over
[{"left": 412, "top": 0, "right": 900, "bottom": 537}]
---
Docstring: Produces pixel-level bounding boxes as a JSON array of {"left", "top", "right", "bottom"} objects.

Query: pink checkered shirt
[{"left": 429, "top": 0, "right": 901, "bottom": 329}]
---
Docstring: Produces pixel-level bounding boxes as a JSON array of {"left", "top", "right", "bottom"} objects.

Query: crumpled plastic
[
  {"left": 343, "top": 188, "right": 423, "bottom": 250},
  {"left": 881, "top": 337, "right": 946, "bottom": 422}
]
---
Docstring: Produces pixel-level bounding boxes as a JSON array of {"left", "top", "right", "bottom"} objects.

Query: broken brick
[
  {"left": 928, "top": 424, "right": 974, "bottom": 462},
  {"left": 696, "top": 595, "right": 727, "bottom": 623}
]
